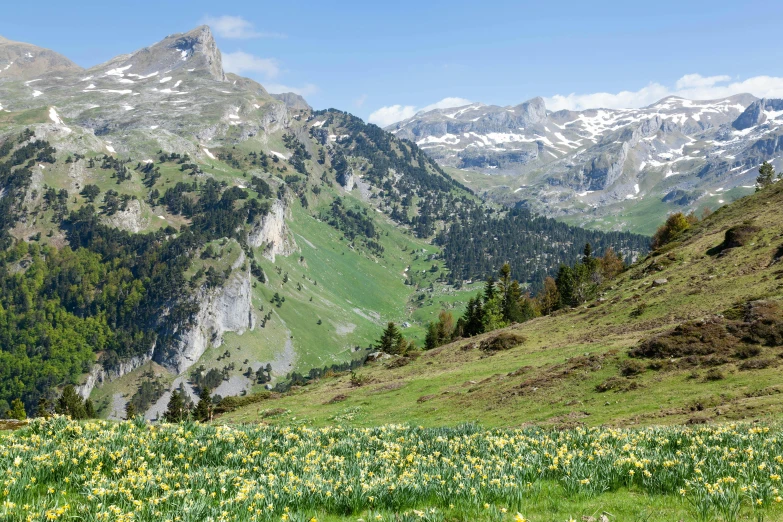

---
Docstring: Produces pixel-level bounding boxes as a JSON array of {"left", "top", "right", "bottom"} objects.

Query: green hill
[{"left": 223, "top": 180, "right": 783, "bottom": 429}]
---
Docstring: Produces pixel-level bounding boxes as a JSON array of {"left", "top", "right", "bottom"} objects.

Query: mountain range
[
  {"left": 388, "top": 94, "right": 783, "bottom": 234},
  {"left": 0, "top": 26, "right": 648, "bottom": 420}
]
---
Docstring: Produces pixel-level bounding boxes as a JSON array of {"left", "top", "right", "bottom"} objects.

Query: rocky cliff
[
  {"left": 248, "top": 199, "right": 298, "bottom": 261},
  {"left": 76, "top": 346, "right": 155, "bottom": 399},
  {"left": 155, "top": 252, "right": 256, "bottom": 374}
]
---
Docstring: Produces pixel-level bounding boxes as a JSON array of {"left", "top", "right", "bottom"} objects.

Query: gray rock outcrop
[
  {"left": 248, "top": 199, "right": 298, "bottom": 260},
  {"left": 155, "top": 254, "right": 255, "bottom": 374}
]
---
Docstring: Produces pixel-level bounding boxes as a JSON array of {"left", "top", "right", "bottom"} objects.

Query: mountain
[
  {"left": 223, "top": 178, "right": 783, "bottom": 428},
  {"left": 0, "top": 27, "right": 648, "bottom": 420},
  {"left": 0, "top": 36, "right": 82, "bottom": 81},
  {"left": 388, "top": 94, "right": 783, "bottom": 234}
]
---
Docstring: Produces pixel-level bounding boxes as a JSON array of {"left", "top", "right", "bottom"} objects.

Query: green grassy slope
[{"left": 225, "top": 181, "right": 783, "bottom": 428}]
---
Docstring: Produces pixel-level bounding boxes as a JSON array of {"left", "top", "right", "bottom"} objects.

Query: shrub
[
  {"left": 651, "top": 212, "right": 694, "bottom": 250},
  {"left": 722, "top": 223, "right": 760, "bottom": 249},
  {"left": 739, "top": 358, "right": 777, "bottom": 371},
  {"left": 704, "top": 368, "right": 725, "bottom": 381},
  {"left": 350, "top": 371, "right": 368, "bottom": 387},
  {"left": 735, "top": 345, "right": 762, "bottom": 359},
  {"left": 479, "top": 332, "right": 526, "bottom": 352},
  {"left": 619, "top": 360, "right": 646, "bottom": 377}
]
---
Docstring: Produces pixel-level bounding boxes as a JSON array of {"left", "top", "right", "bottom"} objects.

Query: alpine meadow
[{"left": 2, "top": 3, "right": 783, "bottom": 521}]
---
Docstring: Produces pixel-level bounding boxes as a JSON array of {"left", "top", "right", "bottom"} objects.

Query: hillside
[
  {"left": 0, "top": 27, "right": 648, "bottom": 421},
  {"left": 389, "top": 96, "right": 783, "bottom": 235},
  {"left": 223, "top": 180, "right": 783, "bottom": 428}
]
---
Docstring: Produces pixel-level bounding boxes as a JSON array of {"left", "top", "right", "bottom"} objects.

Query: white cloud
[
  {"left": 368, "top": 105, "right": 418, "bottom": 126},
  {"left": 368, "top": 97, "right": 472, "bottom": 126},
  {"left": 222, "top": 51, "right": 279, "bottom": 78},
  {"left": 545, "top": 74, "right": 783, "bottom": 111},
  {"left": 265, "top": 83, "right": 319, "bottom": 97},
  {"left": 202, "top": 15, "right": 285, "bottom": 39},
  {"left": 354, "top": 94, "right": 367, "bottom": 108},
  {"left": 420, "top": 97, "right": 473, "bottom": 113},
  {"left": 675, "top": 74, "right": 731, "bottom": 89}
]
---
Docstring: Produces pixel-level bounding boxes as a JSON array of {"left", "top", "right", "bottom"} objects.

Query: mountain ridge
[{"left": 388, "top": 92, "right": 781, "bottom": 234}]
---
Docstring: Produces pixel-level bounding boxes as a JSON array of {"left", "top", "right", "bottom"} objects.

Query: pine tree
[
  {"left": 537, "top": 276, "right": 561, "bottom": 315},
  {"left": 164, "top": 391, "right": 186, "bottom": 423},
  {"left": 55, "top": 385, "right": 86, "bottom": 419},
  {"left": 424, "top": 322, "right": 440, "bottom": 350},
  {"left": 8, "top": 398, "right": 26, "bottom": 420},
  {"left": 125, "top": 401, "right": 137, "bottom": 420},
  {"left": 582, "top": 243, "right": 593, "bottom": 264},
  {"left": 194, "top": 387, "right": 213, "bottom": 422},
  {"left": 36, "top": 397, "right": 51, "bottom": 419},
  {"left": 463, "top": 295, "right": 485, "bottom": 337},
  {"left": 757, "top": 161, "right": 775, "bottom": 190},
  {"left": 377, "top": 322, "right": 407, "bottom": 355},
  {"left": 555, "top": 265, "right": 576, "bottom": 308},
  {"left": 483, "top": 276, "right": 496, "bottom": 302},
  {"left": 85, "top": 399, "right": 96, "bottom": 418},
  {"left": 481, "top": 295, "right": 508, "bottom": 332},
  {"left": 504, "top": 280, "right": 524, "bottom": 323}
]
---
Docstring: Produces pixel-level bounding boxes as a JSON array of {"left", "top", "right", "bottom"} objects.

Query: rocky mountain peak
[
  {"left": 0, "top": 36, "right": 83, "bottom": 80},
  {"left": 88, "top": 25, "right": 226, "bottom": 82},
  {"left": 733, "top": 98, "right": 783, "bottom": 131},
  {"left": 512, "top": 96, "right": 547, "bottom": 124}
]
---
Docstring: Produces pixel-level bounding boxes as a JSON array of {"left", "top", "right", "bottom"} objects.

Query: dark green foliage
[
  {"left": 0, "top": 131, "right": 56, "bottom": 248},
  {"left": 55, "top": 385, "right": 88, "bottom": 419},
  {"left": 164, "top": 390, "right": 187, "bottom": 423},
  {"left": 128, "top": 377, "right": 165, "bottom": 414},
  {"left": 80, "top": 184, "right": 101, "bottom": 203},
  {"left": 282, "top": 133, "right": 311, "bottom": 176},
  {"left": 436, "top": 207, "right": 647, "bottom": 291},
  {"left": 193, "top": 387, "right": 212, "bottom": 422},
  {"left": 322, "top": 197, "right": 384, "bottom": 256},
  {"left": 7, "top": 398, "right": 26, "bottom": 420},
  {"left": 376, "top": 322, "right": 409, "bottom": 355},
  {"left": 249, "top": 176, "right": 273, "bottom": 198},
  {"left": 36, "top": 397, "right": 51, "bottom": 418},
  {"left": 85, "top": 398, "right": 96, "bottom": 418},
  {"left": 313, "top": 109, "right": 468, "bottom": 239},
  {"left": 125, "top": 401, "right": 137, "bottom": 420},
  {"left": 424, "top": 311, "right": 455, "bottom": 350},
  {"left": 194, "top": 368, "right": 224, "bottom": 390},
  {"left": 757, "top": 161, "right": 775, "bottom": 189}
]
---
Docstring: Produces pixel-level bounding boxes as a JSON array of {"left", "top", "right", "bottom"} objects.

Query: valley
[{"left": 2, "top": 12, "right": 783, "bottom": 522}]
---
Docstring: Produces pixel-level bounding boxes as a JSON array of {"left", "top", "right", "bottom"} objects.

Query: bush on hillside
[
  {"left": 651, "top": 212, "right": 697, "bottom": 250},
  {"left": 479, "top": 332, "right": 526, "bottom": 352}
]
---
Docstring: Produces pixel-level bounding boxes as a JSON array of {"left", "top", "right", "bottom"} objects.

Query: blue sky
[{"left": 3, "top": 1, "right": 783, "bottom": 125}]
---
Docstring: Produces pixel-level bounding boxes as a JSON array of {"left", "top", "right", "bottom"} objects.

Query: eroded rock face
[
  {"left": 733, "top": 99, "right": 783, "bottom": 131},
  {"left": 101, "top": 198, "right": 149, "bottom": 233},
  {"left": 156, "top": 254, "right": 255, "bottom": 374},
  {"left": 76, "top": 347, "right": 155, "bottom": 399},
  {"left": 248, "top": 199, "right": 298, "bottom": 261}
]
